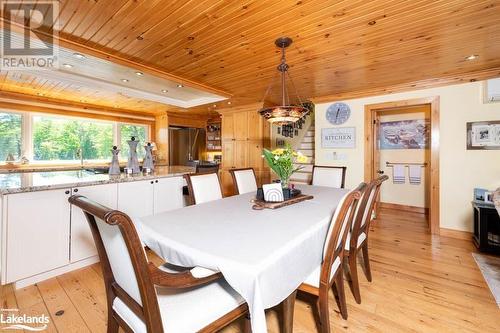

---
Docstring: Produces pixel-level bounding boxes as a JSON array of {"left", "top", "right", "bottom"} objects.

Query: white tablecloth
[{"left": 137, "top": 185, "right": 348, "bottom": 333}]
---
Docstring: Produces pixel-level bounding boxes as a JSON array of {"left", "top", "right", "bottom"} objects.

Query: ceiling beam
[{"left": 0, "top": 90, "right": 156, "bottom": 122}]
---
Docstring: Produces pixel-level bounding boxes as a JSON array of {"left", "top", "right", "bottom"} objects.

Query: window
[
  {"left": 33, "top": 115, "right": 114, "bottom": 162},
  {"left": 119, "top": 124, "right": 148, "bottom": 160},
  {"left": 0, "top": 112, "right": 22, "bottom": 161},
  {"left": 0, "top": 110, "right": 150, "bottom": 164}
]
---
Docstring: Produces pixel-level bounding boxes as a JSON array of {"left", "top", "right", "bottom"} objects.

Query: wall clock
[{"left": 326, "top": 102, "right": 351, "bottom": 125}]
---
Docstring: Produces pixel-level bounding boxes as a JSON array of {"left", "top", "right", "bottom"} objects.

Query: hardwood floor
[{"left": 1, "top": 208, "right": 499, "bottom": 332}]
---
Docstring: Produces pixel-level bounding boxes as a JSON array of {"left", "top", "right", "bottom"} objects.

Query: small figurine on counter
[
  {"left": 143, "top": 142, "right": 154, "bottom": 172},
  {"left": 109, "top": 146, "right": 121, "bottom": 175},
  {"left": 126, "top": 137, "right": 141, "bottom": 174}
]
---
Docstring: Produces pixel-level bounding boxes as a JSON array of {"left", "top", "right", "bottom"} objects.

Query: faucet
[{"left": 76, "top": 147, "right": 84, "bottom": 167}]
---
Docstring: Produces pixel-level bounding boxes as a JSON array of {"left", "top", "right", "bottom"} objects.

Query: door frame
[{"left": 364, "top": 96, "right": 440, "bottom": 234}]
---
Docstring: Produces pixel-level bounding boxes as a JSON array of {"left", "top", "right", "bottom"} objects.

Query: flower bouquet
[{"left": 262, "top": 144, "right": 308, "bottom": 189}]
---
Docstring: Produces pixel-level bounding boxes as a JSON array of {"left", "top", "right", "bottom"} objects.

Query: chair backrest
[
  {"left": 68, "top": 195, "right": 164, "bottom": 333},
  {"left": 229, "top": 168, "right": 258, "bottom": 194},
  {"left": 321, "top": 183, "right": 366, "bottom": 286},
  {"left": 347, "top": 175, "right": 388, "bottom": 252},
  {"left": 312, "top": 166, "right": 347, "bottom": 188},
  {"left": 184, "top": 172, "right": 223, "bottom": 204},
  {"left": 196, "top": 163, "right": 220, "bottom": 174}
]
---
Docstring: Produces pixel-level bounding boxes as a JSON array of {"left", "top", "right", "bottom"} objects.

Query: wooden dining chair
[
  {"left": 298, "top": 183, "right": 366, "bottom": 333},
  {"left": 229, "top": 168, "right": 258, "bottom": 194},
  {"left": 184, "top": 172, "right": 223, "bottom": 205},
  {"left": 69, "top": 195, "right": 249, "bottom": 333},
  {"left": 311, "top": 166, "right": 347, "bottom": 188},
  {"left": 343, "top": 175, "right": 388, "bottom": 304}
]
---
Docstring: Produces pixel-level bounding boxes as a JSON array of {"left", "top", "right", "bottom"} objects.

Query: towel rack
[{"left": 386, "top": 162, "right": 427, "bottom": 167}]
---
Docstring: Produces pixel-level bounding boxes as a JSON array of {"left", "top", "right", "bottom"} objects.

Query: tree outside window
[
  {"left": 0, "top": 112, "right": 22, "bottom": 161},
  {"left": 32, "top": 116, "right": 113, "bottom": 162},
  {"left": 120, "top": 124, "right": 148, "bottom": 160}
]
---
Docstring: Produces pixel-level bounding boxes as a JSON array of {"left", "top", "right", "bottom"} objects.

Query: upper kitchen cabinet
[{"left": 218, "top": 104, "right": 271, "bottom": 195}]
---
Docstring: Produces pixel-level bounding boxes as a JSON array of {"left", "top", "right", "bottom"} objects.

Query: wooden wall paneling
[{"left": 155, "top": 114, "right": 169, "bottom": 164}]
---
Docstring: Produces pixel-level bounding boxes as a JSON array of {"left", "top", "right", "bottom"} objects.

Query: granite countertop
[{"left": 0, "top": 166, "right": 195, "bottom": 195}]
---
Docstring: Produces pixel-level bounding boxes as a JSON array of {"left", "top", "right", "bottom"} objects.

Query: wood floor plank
[{"left": 36, "top": 278, "right": 91, "bottom": 333}]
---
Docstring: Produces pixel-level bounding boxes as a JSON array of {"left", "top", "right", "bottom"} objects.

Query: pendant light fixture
[{"left": 258, "top": 37, "right": 310, "bottom": 125}]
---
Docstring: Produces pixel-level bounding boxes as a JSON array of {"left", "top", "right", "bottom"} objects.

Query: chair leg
[
  {"left": 243, "top": 313, "right": 252, "bottom": 333},
  {"left": 107, "top": 312, "right": 119, "bottom": 333},
  {"left": 281, "top": 290, "right": 297, "bottom": 333},
  {"left": 361, "top": 243, "right": 372, "bottom": 282},
  {"left": 345, "top": 253, "right": 362, "bottom": 304},
  {"left": 333, "top": 272, "right": 348, "bottom": 320},
  {"left": 317, "top": 289, "right": 331, "bottom": 333}
]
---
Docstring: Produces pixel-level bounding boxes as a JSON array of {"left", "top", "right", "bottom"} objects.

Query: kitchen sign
[{"left": 321, "top": 127, "right": 356, "bottom": 148}]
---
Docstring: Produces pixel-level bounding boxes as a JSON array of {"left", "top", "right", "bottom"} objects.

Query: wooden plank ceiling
[{"left": 2, "top": 0, "right": 500, "bottom": 114}]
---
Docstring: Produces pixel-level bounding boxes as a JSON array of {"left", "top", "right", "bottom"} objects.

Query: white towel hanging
[
  {"left": 392, "top": 164, "right": 405, "bottom": 184},
  {"left": 408, "top": 165, "right": 422, "bottom": 185}
]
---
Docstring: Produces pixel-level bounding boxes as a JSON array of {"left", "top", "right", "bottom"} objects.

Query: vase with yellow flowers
[{"left": 262, "top": 144, "right": 309, "bottom": 189}]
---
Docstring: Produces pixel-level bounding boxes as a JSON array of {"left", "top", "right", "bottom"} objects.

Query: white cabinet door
[
  {"left": 5, "top": 189, "right": 71, "bottom": 283},
  {"left": 153, "top": 176, "right": 185, "bottom": 215},
  {"left": 117, "top": 180, "right": 154, "bottom": 218},
  {"left": 70, "top": 184, "right": 118, "bottom": 263}
]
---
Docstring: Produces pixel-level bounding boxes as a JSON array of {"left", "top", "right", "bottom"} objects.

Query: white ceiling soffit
[{"left": 2, "top": 29, "right": 227, "bottom": 108}]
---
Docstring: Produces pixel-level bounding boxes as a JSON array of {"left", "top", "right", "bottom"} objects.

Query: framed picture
[
  {"left": 321, "top": 127, "right": 356, "bottom": 148},
  {"left": 379, "top": 119, "right": 429, "bottom": 149},
  {"left": 467, "top": 120, "right": 500, "bottom": 150}
]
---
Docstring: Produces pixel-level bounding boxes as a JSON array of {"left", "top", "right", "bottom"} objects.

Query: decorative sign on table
[
  {"left": 467, "top": 121, "right": 500, "bottom": 150},
  {"left": 321, "top": 127, "right": 356, "bottom": 148},
  {"left": 379, "top": 119, "right": 429, "bottom": 149},
  {"left": 262, "top": 183, "right": 284, "bottom": 202}
]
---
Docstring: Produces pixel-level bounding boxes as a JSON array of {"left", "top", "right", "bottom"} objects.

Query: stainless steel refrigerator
[{"left": 168, "top": 126, "right": 206, "bottom": 166}]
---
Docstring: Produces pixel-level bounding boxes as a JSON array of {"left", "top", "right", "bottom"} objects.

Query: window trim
[{"left": 0, "top": 110, "right": 151, "bottom": 166}]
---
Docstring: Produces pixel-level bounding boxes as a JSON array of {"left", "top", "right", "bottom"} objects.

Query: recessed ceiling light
[
  {"left": 177, "top": 84, "right": 184, "bottom": 88},
  {"left": 465, "top": 54, "right": 479, "bottom": 61},
  {"left": 213, "top": 104, "right": 217, "bottom": 108},
  {"left": 62, "top": 63, "right": 73, "bottom": 68},
  {"left": 121, "top": 79, "right": 129, "bottom": 83},
  {"left": 135, "top": 71, "right": 144, "bottom": 76},
  {"left": 161, "top": 89, "right": 168, "bottom": 93},
  {"left": 227, "top": 101, "right": 232, "bottom": 105},
  {"left": 73, "top": 53, "right": 86, "bottom": 59}
]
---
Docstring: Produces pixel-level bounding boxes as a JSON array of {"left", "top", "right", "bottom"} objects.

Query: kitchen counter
[{"left": 0, "top": 165, "right": 194, "bottom": 195}]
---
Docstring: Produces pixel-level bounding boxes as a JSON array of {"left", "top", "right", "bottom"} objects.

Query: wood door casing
[{"left": 364, "top": 97, "right": 440, "bottom": 234}]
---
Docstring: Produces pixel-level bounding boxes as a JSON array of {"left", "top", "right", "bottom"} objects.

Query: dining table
[{"left": 137, "top": 184, "right": 349, "bottom": 333}]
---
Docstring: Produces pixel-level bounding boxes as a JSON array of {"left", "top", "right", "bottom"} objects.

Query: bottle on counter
[
  {"left": 109, "top": 146, "right": 121, "bottom": 175},
  {"left": 143, "top": 142, "right": 154, "bottom": 172},
  {"left": 127, "top": 137, "right": 141, "bottom": 174}
]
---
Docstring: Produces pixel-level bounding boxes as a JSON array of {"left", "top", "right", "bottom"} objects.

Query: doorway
[{"left": 364, "top": 97, "right": 440, "bottom": 234}]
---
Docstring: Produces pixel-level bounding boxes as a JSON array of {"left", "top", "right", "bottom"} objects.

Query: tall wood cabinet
[{"left": 219, "top": 104, "right": 271, "bottom": 196}]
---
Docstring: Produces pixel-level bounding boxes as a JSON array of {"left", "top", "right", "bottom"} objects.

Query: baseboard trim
[
  {"left": 13, "top": 256, "right": 99, "bottom": 289},
  {"left": 440, "top": 228, "right": 473, "bottom": 240},
  {"left": 379, "top": 202, "right": 429, "bottom": 215}
]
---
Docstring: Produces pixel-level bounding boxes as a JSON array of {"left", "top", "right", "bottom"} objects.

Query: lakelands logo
[
  {"left": 1, "top": 0, "right": 59, "bottom": 70},
  {"left": 1, "top": 309, "right": 49, "bottom": 331}
]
